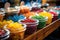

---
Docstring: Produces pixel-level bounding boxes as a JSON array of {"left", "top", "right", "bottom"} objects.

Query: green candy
[{"left": 31, "top": 15, "right": 46, "bottom": 28}]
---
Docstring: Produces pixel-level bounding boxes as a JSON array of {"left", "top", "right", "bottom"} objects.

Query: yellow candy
[
  {"left": 2, "top": 20, "right": 13, "bottom": 25},
  {"left": 0, "top": 20, "right": 24, "bottom": 33},
  {"left": 7, "top": 22, "right": 24, "bottom": 33},
  {"left": 0, "top": 21, "right": 3, "bottom": 28},
  {"left": 39, "top": 12, "right": 52, "bottom": 18},
  {"left": 39, "top": 12, "right": 53, "bottom": 24}
]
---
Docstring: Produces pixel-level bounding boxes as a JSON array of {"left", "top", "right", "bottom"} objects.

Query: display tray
[{"left": 24, "top": 19, "right": 60, "bottom": 40}]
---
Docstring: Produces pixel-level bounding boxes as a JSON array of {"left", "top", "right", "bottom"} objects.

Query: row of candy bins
[
  {"left": 18, "top": 1, "right": 50, "bottom": 18},
  {"left": 30, "top": 15, "right": 48, "bottom": 28},
  {"left": 0, "top": 22, "right": 10, "bottom": 40},
  {"left": 18, "top": 18, "right": 39, "bottom": 35},
  {"left": 18, "top": 6, "right": 58, "bottom": 25},
  {"left": 0, "top": 20, "right": 26, "bottom": 40}
]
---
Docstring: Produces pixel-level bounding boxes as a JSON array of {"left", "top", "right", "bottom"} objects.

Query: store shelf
[{"left": 24, "top": 19, "right": 60, "bottom": 40}]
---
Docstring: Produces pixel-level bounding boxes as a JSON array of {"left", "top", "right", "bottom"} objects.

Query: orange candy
[
  {"left": 19, "top": 6, "right": 30, "bottom": 14},
  {"left": 23, "top": 12, "right": 35, "bottom": 18}
]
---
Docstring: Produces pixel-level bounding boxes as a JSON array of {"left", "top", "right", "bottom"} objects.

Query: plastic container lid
[{"left": 0, "top": 29, "right": 10, "bottom": 39}]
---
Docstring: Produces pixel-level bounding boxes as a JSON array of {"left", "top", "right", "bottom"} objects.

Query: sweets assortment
[{"left": 0, "top": 3, "right": 60, "bottom": 40}]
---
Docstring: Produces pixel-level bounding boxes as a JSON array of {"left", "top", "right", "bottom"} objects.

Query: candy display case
[{"left": 0, "top": 1, "right": 60, "bottom": 40}]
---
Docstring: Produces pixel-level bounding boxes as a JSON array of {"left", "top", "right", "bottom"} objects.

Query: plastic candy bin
[
  {"left": 6, "top": 24, "right": 26, "bottom": 40},
  {"left": 19, "top": 19, "right": 39, "bottom": 34},
  {"left": 39, "top": 12, "right": 53, "bottom": 24},
  {"left": 0, "top": 29, "right": 10, "bottom": 40},
  {"left": 31, "top": 15, "right": 47, "bottom": 28}
]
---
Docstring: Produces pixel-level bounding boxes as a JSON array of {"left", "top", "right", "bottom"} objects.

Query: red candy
[
  {"left": 20, "top": 19, "right": 38, "bottom": 34},
  {"left": 21, "top": 19, "right": 36, "bottom": 23},
  {"left": 50, "top": 11, "right": 58, "bottom": 16}
]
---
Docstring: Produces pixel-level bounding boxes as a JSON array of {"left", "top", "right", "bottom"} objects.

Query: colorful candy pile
[
  {"left": 2, "top": 20, "right": 13, "bottom": 26},
  {"left": 23, "top": 12, "right": 35, "bottom": 18},
  {"left": 7, "top": 22, "right": 25, "bottom": 33},
  {"left": 31, "top": 15, "right": 47, "bottom": 28},
  {"left": 20, "top": 18, "right": 37, "bottom": 23},
  {"left": 7, "top": 15, "right": 25, "bottom": 22},
  {"left": 31, "top": 15, "right": 45, "bottom": 20}
]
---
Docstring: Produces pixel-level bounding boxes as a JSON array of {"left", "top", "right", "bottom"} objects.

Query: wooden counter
[{"left": 24, "top": 19, "right": 60, "bottom": 40}]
